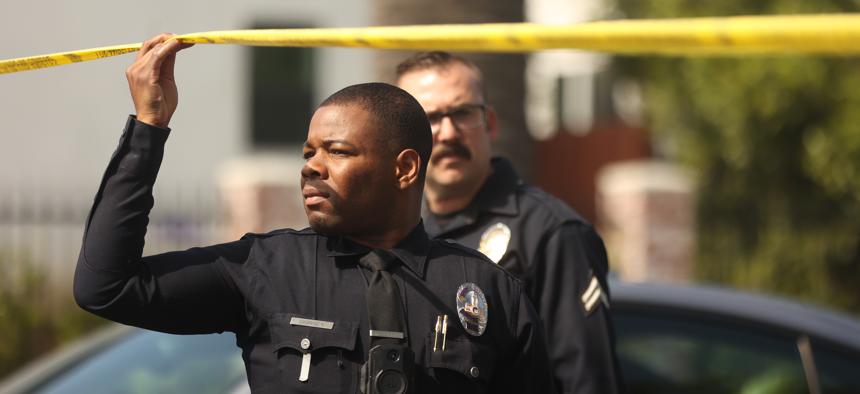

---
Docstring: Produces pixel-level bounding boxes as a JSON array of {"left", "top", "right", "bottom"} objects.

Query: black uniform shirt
[
  {"left": 423, "top": 157, "right": 624, "bottom": 394},
  {"left": 73, "top": 117, "right": 553, "bottom": 394}
]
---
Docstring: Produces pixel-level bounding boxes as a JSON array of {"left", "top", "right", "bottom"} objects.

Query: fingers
[
  {"left": 150, "top": 38, "right": 184, "bottom": 68},
  {"left": 136, "top": 33, "right": 175, "bottom": 60},
  {"left": 134, "top": 33, "right": 194, "bottom": 69},
  {"left": 130, "top": 35, "right": 190, "bottom": 83},
  {"left": 161, "top": 52, "right": 178, "bottom": 83},
  {"left": 126, "top": 33, "right": 193, "bottom": 85},
  {"left": 124, "top": 33, "right": 195, "bottom": 127}
]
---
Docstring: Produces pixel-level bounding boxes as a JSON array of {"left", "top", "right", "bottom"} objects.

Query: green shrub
[{"left": 0, "top": 255, "right": 107, "bottom": 379}]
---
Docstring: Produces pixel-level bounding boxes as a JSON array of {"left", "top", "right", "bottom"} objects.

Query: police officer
[
  {"left": 73, "top": 34, "right": 553, "bottom": 393},
  {"left": 396, "top": 52, "right": 623, "bottom": 394}
]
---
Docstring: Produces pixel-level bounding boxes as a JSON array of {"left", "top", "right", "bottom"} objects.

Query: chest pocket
[
  {"left": 424, "top": 324, "right": 498, "bottom": 393},
  {"left": 267, "top": 313, "right": 359, "bottom": 393}
]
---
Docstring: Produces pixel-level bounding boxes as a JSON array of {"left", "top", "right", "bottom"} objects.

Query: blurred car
[
  {"left": 2, "top": 281, "right": 859, "bottom": 393},
  {"left": 612, "top": 280, "right": 860, "bottom": 394},
  {"left": 0, "top": 325, "right": 249, "bottom": 394}
]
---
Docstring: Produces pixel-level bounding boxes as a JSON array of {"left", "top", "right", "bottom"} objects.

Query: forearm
[
  {"left": 75, "top": 115, "right": 167, "bottom": 277},
  {"left": 73, "top": 117, "right": 172, "bottom": 324}
]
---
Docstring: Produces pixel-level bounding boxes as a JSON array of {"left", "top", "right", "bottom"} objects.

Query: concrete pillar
[
  {"left": 596, "top": 160, "right": 694, "bottom": 283},
  {"left": 217, "top": 155, "right": 307, "bottom": 241}
]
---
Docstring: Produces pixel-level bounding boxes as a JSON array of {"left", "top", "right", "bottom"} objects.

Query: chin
[
  {"left": 309, "top": 223, "right": 332, "bottom": 235},
  {"left": 307, "top": 214, "right": 342, "bottom": 235},
  {"left": 429, "top": 170, "right": 468, "bottom": 188},
  {"left": 306, "top": 211, "right": 333, "bottom": 235}
]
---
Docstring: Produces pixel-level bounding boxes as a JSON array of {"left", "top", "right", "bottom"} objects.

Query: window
[
  {"left": 32, "top": 330, "right": 246, "bottom": 394},
  {"left": 614, "top": 311, "right": 808, "bottom": 394},
  {"left": 813, "top": 340, "right": 860, "bottom": 394},
  {"left": 249, "top": 22, "right": 315, "bottom": 147}
]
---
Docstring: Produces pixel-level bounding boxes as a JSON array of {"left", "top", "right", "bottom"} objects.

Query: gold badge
[{"left": 478, "top": 222, "right": 511, "bottom": 263}]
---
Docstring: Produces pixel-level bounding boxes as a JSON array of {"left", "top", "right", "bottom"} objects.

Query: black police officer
[
  {"left": 396, "top": 52, "right": 623, "bottom": 394},
  {"left": 73, "top": 34, "right": 553, "bottom": 393}
]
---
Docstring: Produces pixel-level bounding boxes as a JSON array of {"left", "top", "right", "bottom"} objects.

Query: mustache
[{"left": 432, "top": 141, "right": 471, "bottom": 160}]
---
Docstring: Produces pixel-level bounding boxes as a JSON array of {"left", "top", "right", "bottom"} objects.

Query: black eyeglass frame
[{"left": 425, "top": 103, "right": 488, "bottom": 133}]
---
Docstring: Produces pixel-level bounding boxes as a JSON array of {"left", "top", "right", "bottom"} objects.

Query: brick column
[
  {"left": 217, "top": 155, "right": 308, "bottom": 241},
  {"left": 596, "top": 160, "right": 694, "bottom": 283}
]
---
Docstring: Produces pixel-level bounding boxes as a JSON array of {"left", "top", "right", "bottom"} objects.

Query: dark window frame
[{"left": 248, "top": 21, "right": 316, "bottom": 148}]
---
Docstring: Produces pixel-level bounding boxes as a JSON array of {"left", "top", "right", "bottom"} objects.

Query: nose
[
  {"left": 434, "top": 116, "right": 460, "bottom": 143},
  {"left": 301, "top": 154, "right": 327, "bottom": 180}
]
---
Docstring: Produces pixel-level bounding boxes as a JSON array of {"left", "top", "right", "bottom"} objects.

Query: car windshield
[{"left": 31, "top": 330, "right": 247, "bottom": 394}]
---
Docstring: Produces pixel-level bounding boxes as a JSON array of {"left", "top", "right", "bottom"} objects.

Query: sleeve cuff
[
  {"left": 125, "top": 115, "right": 170, "bottom": 148},
  {"left": 128, "top": 114, "right": 171, "bottom": 131}
]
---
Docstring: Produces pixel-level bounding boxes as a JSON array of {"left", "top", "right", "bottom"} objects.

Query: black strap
[{"left": 358, "top": 249, "right": 406, "bottom": 345}]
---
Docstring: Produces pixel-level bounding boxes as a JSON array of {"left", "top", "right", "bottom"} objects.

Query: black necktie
[{"left": 358, "top": 249, "right": 406, "bottom": 342}]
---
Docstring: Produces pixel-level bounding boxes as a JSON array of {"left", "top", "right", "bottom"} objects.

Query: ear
[
  {"left": 395, "top": 149, "right": 421, "bottom": 190},
  {"left": 484, "top": 105, "right": 499, "bottom": 140}
]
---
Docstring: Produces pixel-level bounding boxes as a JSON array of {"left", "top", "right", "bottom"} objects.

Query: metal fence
[{"left": 0, "top": 186, "right": 227, "bottom": 289}]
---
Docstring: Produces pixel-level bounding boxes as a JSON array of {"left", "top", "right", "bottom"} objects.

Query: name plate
[
  {"left": 290, "top": 317, "right": 335, "bottom": 330},
  {"left": 369, "top": 330, "right": 405, "bottom": 339}
]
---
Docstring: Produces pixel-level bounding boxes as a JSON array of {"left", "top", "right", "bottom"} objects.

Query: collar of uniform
[
  {"left": 424, "top": 157, "right": 520, "bottom": 236},
  {"left": 326, "top": 222, "right": 430, "bottom": 279},
  {"left": 471, "top": 157, "right": 521, "bottom": 216}
]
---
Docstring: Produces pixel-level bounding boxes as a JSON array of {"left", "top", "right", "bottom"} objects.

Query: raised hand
[{"left": 125, "top": 33, "right": 193, "bottom": 128}]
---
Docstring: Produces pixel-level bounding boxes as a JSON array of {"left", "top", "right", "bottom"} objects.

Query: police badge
[
  {"left": 456, "top": 282, "right": 488, "bottom": 336},
  {"left": 478, "top": 222, "right": 511, "bottom": 263}
]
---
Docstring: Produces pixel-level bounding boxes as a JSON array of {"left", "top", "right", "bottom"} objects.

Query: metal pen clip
[
  {"left": 433, "top": 315, "right": 442, "bottom": 352},
  {"left": 441, "top": 315, "right": 449, "bottom": 352}
]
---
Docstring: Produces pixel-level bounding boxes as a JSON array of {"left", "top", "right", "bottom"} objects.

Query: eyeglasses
[{"left": 426, "top": 103, "right": 487, "bottom": 134}]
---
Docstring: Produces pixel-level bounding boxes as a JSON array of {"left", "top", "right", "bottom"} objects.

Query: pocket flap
[
  {"left": 428, "top": 337, "right": 496, "bottom": 383},
  {"left": 267, "top": 313, "right": 358, "bottom": 354}
]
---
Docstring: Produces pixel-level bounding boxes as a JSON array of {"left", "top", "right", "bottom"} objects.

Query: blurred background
[{"left": 1, "top": 0, "right": 860, "bottom": 382}]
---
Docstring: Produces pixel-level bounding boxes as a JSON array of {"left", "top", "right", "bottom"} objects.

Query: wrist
[{"left": 136, "top": 114, "right": 168, "bottom": 128}]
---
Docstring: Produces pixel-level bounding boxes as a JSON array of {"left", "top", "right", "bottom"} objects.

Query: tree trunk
[{"left": 371, "top": 0, "right": 533, "bottom": 180}]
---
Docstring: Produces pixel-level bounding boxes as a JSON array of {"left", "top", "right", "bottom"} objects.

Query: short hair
[
  {"left": 395, "top": 51, "right": 485, "bottom": 98},
  {"left": 319, "top": 82, "right": 432, "bottom": 182}
]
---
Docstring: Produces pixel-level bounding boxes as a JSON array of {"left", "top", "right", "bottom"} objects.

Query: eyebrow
[{"left": 303, "top": 139, "right": 359, "bottom": 149}]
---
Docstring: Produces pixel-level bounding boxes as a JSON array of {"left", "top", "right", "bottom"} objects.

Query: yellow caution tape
[
  {"left": 1, "top": 44, "right": 141, "bottom": 75},
  {"left": 4, "top": 14, "right": 860, "bottom": 75}
]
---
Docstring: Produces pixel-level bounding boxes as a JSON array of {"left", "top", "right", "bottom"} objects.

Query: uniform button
[
  {"left": 469, "top": 366, "right": 480, "bottom": 378},
  {"left": 300, "top": 338, "right": 311, "bottom": 350}
]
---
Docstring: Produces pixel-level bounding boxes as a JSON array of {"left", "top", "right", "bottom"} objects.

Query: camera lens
[
  {"left": 377, "top": 370, "right": 406, "bottom": 394},
  {"left": 386, "top": 349, "right": 400, "bottom": 362}
]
